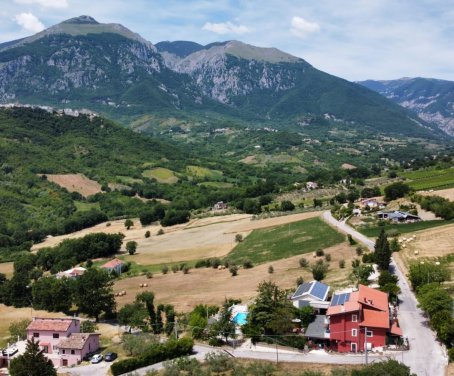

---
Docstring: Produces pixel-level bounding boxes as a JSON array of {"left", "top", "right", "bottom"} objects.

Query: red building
[{"left": 327, "top": 285, "right": 396, "bottom": 352}]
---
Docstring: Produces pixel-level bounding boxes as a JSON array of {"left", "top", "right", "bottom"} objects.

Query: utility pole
[
  {"left": 174, "top": 317, "right": 178, "bottom": 339},
  {"left": 364, "top": 326, "right": 368, "bottom": 365}
]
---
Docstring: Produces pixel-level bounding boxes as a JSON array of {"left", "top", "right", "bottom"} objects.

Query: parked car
[
  {"left": 104, "top": 352, "right": 117, "bottom": 362},
  {"left": 2, "top": 345, "right": 18, "bottom": 356},
  {"left": 91, "top": 354, "right": 103, "bottom": 363}
]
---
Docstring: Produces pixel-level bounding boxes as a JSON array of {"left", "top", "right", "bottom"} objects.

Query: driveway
[{"left": 322, "top": 211, "right": 448, "bottom": 376}]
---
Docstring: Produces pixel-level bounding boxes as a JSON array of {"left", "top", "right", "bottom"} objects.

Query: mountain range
[
  {"left": 358, "top": 78, "right": 454, "bottom": 136},
  {"left": 0, "top": 15, "right": 445, "bottom": 139}
]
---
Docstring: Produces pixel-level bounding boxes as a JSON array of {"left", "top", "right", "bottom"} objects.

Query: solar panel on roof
[
  {"left": 330, "top": 292, "right": 350, "bottom": 306},
  {"left": 310, "top": 282, "right": 328, "bottom": 300},
  {"left": 293, "top": 282, "right": 312, "bottom": 297},
  {"left": 331, "top": 294, "right": 339, "bottom": 306}
]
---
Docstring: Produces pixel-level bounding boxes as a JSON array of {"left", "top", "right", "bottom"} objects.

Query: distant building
[
  {"left": 291, "top": 281, "right": 330, "bottom": 310},
  {"left": 359, "top": 198, "right": 386, "bottom": 209},
  {"left": 213, "top": 201, "right": 228, "bottom": 210},
  {"left": 377, "top": 211, "right": 421, "bottom": 223},
  {"left": 56, "top": 267, "right": 86, "bottom": 279},
  {"left": 100, "top": 258, "right": 125, "bottom": 274},
  {"left": 306, "top": 182, "right": 318, "bottom": 190}
]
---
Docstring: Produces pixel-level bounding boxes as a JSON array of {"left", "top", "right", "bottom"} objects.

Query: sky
[{"left": 1, "top": 0, "right": 453, "bottom": 82}]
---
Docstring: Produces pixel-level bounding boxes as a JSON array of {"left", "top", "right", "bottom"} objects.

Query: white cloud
[
  {"left": 14, "top": 12, "right": 45, "bottom": 33},
  {"left": 290, "top": 16, "right": 320, "bottom": 38},
  {"left": 14, "top": 0, "right": 68, "bottom": 8},
  {"left": 202, "top": 21, "right": 250, "bottom": 35}
]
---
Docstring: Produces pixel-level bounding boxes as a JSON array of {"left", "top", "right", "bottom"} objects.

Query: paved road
[{"left": 322, "top": 211, "right": 448, "bottom": 376}]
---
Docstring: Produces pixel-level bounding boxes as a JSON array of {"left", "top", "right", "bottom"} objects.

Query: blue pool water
[{"left": 232, "top": 312, "right": 248, "bottom": 326}]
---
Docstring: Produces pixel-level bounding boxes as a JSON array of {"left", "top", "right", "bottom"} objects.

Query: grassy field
[
  {"left": 402, "top": 167, "right": 454, "bottom": 191},
  {"left": 358, "top": 219, "right": 454, "bottom": 238},
  {"left": 198, "top": 181, "right": 234, "bottom": 188},
  {"left": 74, "top": 201, "right": 100, "bottom": 212},
  {"left": 186, "top": 165, "right": 223, "bottom": 179},
  {"left": 142, "top": 167, "right": 178, "bottom": 184},
  {"left": 116, "top": 175, "right": 144, "bottom": 185},
  {"left": 227, "top": 217, "right": 345, "bottom": 265}
]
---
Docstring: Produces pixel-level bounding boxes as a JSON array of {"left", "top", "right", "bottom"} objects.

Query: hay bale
[
  {"left": 143, "top": 283, "right": 148, "bottom": 287},
  {"left": 414, "top": 250, "right": 419, "bottom": 255}
]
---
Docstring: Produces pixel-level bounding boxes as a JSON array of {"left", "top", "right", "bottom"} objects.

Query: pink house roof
[
  {"left": 58, "top": 333, "right": 100, "bottom": 350},
  {"left": 27, "top": 318, "right": 75, "bottom": 332},
  {"left": 101, "top": 258, "right": 124, "bottom": 269}
]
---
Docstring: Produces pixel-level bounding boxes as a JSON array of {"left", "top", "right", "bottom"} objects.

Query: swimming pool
[{"left": 232, "top": 312, "right": 248, "bottom": 326}]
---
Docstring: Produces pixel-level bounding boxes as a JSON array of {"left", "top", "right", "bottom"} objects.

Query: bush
[
  {"left": 205, "top": 352, "right": 233, "bottom": 373},
  {"left": 356, "top": 247, "right": 363, "bottom": 256},
  {"left": 171, "top": 265, "right": 179, "bottom": 273},
  {"left": 242, "top": 259, "right": 253, "bottom": 269},
  {"left": 347, "top": 234, "right": 357, "bottom": 245},
  {"left": 280, "top": 200, "right": 295, "bottom": 211},
  {"left": 339, "top": 260, "right": 345, "bottom": 268},
  {"left": 311, "top": 262, "right": 328, "bottom": 281},
  {"left": 362, "top": 253, "right": 375, "bottom": 263},
  {"left": 209, "top": 258, "right": 221, "bottom": 269},
  {"left": 235, "top": 234, "right": 243, "bottom": 242},
  {"left": 157, "top": 229, "right": 164, "bottom": 236},
  {"left": 268, "top": 265, "right": 274, "bottom": 274},
  {"left": 299, "top": 258, "right": 308, "bottom": 267},
  {"left": 208, "top": 337, "right": 223, "bottom": 347},
  {"left": 145, "top": 231, "right": 151, "bottom": 238},
  {"left": 449, "top": 347, "right": 454, "bottom": 362},
  {"left": 146, "top": 272, "right": 153, "bottom": 279},
  {"left": 315, "top": 249, "right": 324, "bottom": 257},
  {"left": 324, "top": 254, "right": 331, "bottom": 262},
  {"left": 229, "top": 265, "right": 238, "bottom": 276},
  {"left": 111, "top": 337, "right": 194, "bottom": 376},
  {"left": 182, "top": 266, "right": 190, "bottom": 274},
  {"left": 296, "top": 276, "right": 304, "bottom": 286},
  {"left": 195, "top": 259, "right": 209, "bottom": 268},
  {"left": 161, "top": 265, "right": 169, "bottom": 275}
]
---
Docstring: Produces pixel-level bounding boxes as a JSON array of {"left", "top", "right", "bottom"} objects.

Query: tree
[
  {"left": 235, "top": 234, "right": 243, "bottom": 242},
  {"left": 351, "top": 264, "right": 374, "bottom": 285},
  {"left": 9, "top": 319, "right": 31, "bottom": 342},
  {"left": 280, "top": 200, "right": 295, "bottom": 211},
  {"left": 118, "top": 302, "right": 148, "bottom": 331},
  {"left": 268, "top": 265, "right": 274, "bottom": 274},
  {"left": 9, "top": 338, "right": 56, "bottom": 376},
  {"left": 210, "top": 303, "right": 236, "bottom": 344},
  {"left": 378, "top": 271, "right": 398, "bottom": 288},
  {"left": 408, "top": 262, "right": 450, "bottom": 290},
  {"left": 229, "top": 265, "right": 238, "bottom": 276},
  {"left": 296, "top": 306, "right": 315, "bottom": 328},
  {"left": 137, "top": 291, "right": 157, "bottom": 332},
  {"left": 417, "top": 283, "right": 452, "bottom": 318},
  {"left": 311, "top": 261, "right": 328, "bottom": 281},
  {"left": 74, "top": 268, "right": 115, "bottom": 321},
  {"left": 80, "top": 320, "right": 98, "bottom": 333},
  {"left": 374, "top": 229, "right": 391, "bottom": 270},
  {"left": 351, "top": 359, "right": 414, "bottom": 376},
  {"left": 126, "top": 241, "right": 138, "bottom": 255},
  {"left": 384, "top": 182, "right": 410, "bottom": 201},
  {"left": 32, "top": 277, "right": 73, "bottom": 312},
  {"left": 124, "top": 219, "right": 134, "bottom": 230}
]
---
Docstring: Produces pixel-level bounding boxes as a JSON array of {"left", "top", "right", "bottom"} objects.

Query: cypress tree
[
  {"left": 374, "top": 229, "right": 391, "bottom": 270},
  {"left": 9, "top": 338, "right": 56, "bottom": 376}
]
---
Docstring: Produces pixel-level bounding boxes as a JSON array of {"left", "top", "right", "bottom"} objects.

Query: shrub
[
  {"left": 208, "top": 337, "right": 223, "bottom": 347},
  {"left": 356, "top": 246, "right": 363, "bottom": 256},
  {"left": 362, "top": 253, "right": 375, "bottom": 263},
  {"left": 183, "top": 266, "right": 190, "bottom": 274},
  {"left": 311, "top": 262, "right": 328, "bottom": 281},
  {"left": 195, "top": 260, "right": 208, "bottom": 268},
  {"left": 280, "top": 200, "right": 295, "bottom": 211},
  {"left": 229, "top": 265, "right": 238, "bottom": 276},
  {"left": 449, "top": 347, "right": 454, "bottom": 362},
  {"left": 161, "top": 265, "right": 169, "bottom": 275},
  {"left": 171, "top": 265, "right": 179, "bottom": 273},
  {"left": 324, "top": 254, "right": 331, "bottom": 262},
  {"left": 145, "top": 231, "right": 151, "bottom": 238},
  {"left": 242, "top": 259, "right": 253, "bottom": 269},
  {"left": 268, "top": 265, "right": 274, "bottom": 274},
  {"left": 315, "top": 249, "right": 324, "bottom": 257},
  {"left": 352, "top": 259, "right": 360, "bottom": 268},
  {"left": 296, "top": 276, "right": 304, "bottom": 286},
  {"left": 299, "top": 258, "right": 308, "bottom": 267},
  {"left": 205, "top": 352, "right": 233, "bottom": 373},
  {"left": 157, "top": 229, "right": 164, "bottom": 236},
  {"left": 347, "top": 234, "right": 357, "bottom": 245},
  {"left": 339, "top": 260, "right": 345, "bottom": 268},
  {"left": 235, "top": 234, "right": 243, "bottom": 242},
  {"left": 146, "top": 272, "right": 153, "bottom": 279},
  {"left": 209, "top": 258, "right": 221, "bottom": 269}
]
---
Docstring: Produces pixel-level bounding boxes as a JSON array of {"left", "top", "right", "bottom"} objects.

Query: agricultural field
[
  {"left": 45, "top": 173, "right": 102, "bottom": 197},
  {"left": 186, "top": 165, "right": 223, "bottom": 179},
  {"left": 357, "top": 219, "right": 454, "bottom": 238},
  {"left": 402, "top": 167, "right": 454, "bottom": 191},
  {"left": 0, "top": 262, "right": 13, "bottom": 278},
  {"left": 198, "top": 181, "right": 234, "bottom": 188},
  {"left": 227, "top": 217, "right": 345, "bottom": 265},
  {"left": 142, "top": 167, "right": 179, "bottom": 184},
  {"left": 114, "top": 242, "right": 357, "bottom": 312},
  {"left": 420, "top": 187, "right": 454, "bottom": 202},
  {"left": 74, "top": 201, "right": 100, "bottom": 212}
]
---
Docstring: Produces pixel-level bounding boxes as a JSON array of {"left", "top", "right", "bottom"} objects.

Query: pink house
[
  {"left": 26, "top": 318, "right": 100, "bottom": 367},
  {"left": 58, "top": 333, "right": 100, "bottom": 367}
]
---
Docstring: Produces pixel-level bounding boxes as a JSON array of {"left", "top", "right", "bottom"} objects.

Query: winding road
[{"left": 322, "top": 211, "right": 447, "bottom": 376}]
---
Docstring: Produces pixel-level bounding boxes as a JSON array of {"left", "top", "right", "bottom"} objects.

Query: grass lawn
[
  {"left": 227, "top": 217, "right": 345, "bottom": 265},
  {"left": 74, "top": 201, "right": 100, "bottom": 212},
  {"left": 116, "top": 175, "right": 144, "bottom": 185},
  {"left": 402, "top": 167, "right": 454, "bottom": 191},
  {"left": 186, "top": 165, "right": 223, "bottom": 179},
  {"left": 198, "top": 181, "right": 233, "bottom": 188},
  {"left": 142, "top": 167, "right": 178, "bottom": 184},
  {"left": 358, "top": 220, "right": 454, "bottom": 238}
]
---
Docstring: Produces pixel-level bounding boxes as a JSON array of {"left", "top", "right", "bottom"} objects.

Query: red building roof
[
  {"left": 101, "top": 258, "right": 124, "bottom": 269},
  {"left": 358, "top": 285, "right": 388, "bottom": 311},
  {"left": 361, "top": 309, "right": 389, "bottom": 328},
  {"left": 27, "top": 318, "right": 75, "bottom": 332}
]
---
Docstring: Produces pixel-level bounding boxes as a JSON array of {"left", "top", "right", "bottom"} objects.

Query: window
[
  {"left": 33, "top": 333, "right": 39, "bottom": 338},
  {"left": 71, "top": 350, "right": 75, "bottom": 355},
  {"left": 53, "top": 345, "right": 58, "bottom": 351},
  {"left": 351, "top": 329, "right": 357, "bottom": 337},
  {"left": 366, "top": 330, "right": 373, "bottom": 337},
  {"left": 62, "top": 349, "right": 66, "bottom": 354},
  {"left": 352, "top": 314, "right": 358, "bottom": 322},
  {"left": 53, "top": 333, "right": 59, "bottom": 339}
]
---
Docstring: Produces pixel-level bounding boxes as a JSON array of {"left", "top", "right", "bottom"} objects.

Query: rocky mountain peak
[{"left": 61, "top": 15, "right": 99, "bottom": 25}]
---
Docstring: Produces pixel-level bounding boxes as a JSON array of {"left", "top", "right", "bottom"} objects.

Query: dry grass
[
  {"left": 114, "top": 242, "right": 357, "bottom": 312},
  {"left": 420, "top": 187, "right": 454, "bottom": 202},
  {"left": 341, "top": 163, "right": 357, "bottom": 170},
  {"left": 45, "top": 173, "right": 102, "bottom": 197},
  {"left": 0, "top": 262, "right": 13, "bottom": 278}
]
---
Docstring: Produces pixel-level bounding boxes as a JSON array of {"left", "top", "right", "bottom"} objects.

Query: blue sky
[{"left": 1, "top": 0, "right": 453, "bottom": 81}]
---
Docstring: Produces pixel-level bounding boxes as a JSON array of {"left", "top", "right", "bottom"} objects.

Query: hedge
[{"left": 110, "top": 337, "right": 193, "bottom": 375}]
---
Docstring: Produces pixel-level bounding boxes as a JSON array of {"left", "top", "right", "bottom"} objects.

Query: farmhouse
[
  {"left": 56, "top": 266, "right": 86, "bottom": 279},
  {"left": 101, "top": 258, "right": 126, "bottom": 274},
  {"left": 377, "top": 210, "right": 421, "bottom": 222},
  {"left": 213, "top": 201, "right": 228, "bottom": 210},
  {"left": 326, "top": 285, "right": 398, "bottom": 353},
  {"left": 26, "top": 317, "right": 100, "bottom": 367},
  {"left": 359, "top": 198, "right": 386, "bottom": 209},
  {"left": 306, "top": 181, "right": 318, "bottom": 190},
  {"left": 291, "top": 281, "right": 330, "bottom": 310}
]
